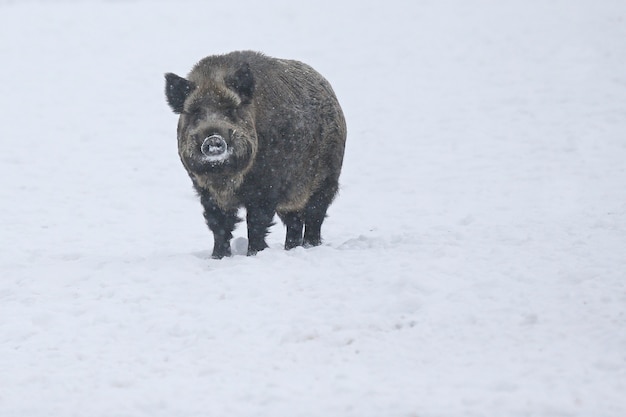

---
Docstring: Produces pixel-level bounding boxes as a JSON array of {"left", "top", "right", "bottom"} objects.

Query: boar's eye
[
  {"left": 225, "top": 107, "right": 238, "bottom": 121},
  {"left": 185, "top": 106, "right": 204, "bottom": 120}
]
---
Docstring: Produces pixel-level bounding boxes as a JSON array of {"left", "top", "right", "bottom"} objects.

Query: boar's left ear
[
  {"left": 226, "top": 62, "right": 255, "bottom": 105},
  {"left": 165, "top": 73, "right": 195, "bottom": 114}
]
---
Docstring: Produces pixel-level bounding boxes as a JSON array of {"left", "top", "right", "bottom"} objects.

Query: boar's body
[{"left": 165, "top": 51, "right": 346, "bottom": 258}]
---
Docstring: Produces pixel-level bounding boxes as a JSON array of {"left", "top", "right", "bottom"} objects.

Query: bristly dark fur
[{"left": 165, "top": 50, "right": 347, "bottom": 259}]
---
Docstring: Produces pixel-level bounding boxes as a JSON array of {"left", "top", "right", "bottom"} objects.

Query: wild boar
[{"left": 164, "top": 51, "right": 347, "bottom": 258}]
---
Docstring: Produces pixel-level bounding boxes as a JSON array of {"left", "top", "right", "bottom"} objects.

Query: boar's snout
[{"left": 201, "top": 135, "right": 228, "bottom": 158}]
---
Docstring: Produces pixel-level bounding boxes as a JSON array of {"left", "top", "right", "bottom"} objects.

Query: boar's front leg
[
  {"left": 199, "top": 192, "right": 239, "bottom": 259},
  {"left": 246, "top": 201, "right": 277, "bottom": 256},
  {"left": 278, "top": 211, "right": 304, "bottom": 250}
]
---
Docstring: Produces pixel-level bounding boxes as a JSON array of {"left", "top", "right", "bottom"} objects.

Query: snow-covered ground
[{"left": 1, "top": 0, "right": 625, "bottom": 416}]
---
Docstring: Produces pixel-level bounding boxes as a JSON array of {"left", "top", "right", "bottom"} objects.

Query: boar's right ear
[
  {"left": 226, "top": 63, "right": 255, "bottom": 105},
  {"left": 165, "top": 73, "right": 195, "bottom": 114}
]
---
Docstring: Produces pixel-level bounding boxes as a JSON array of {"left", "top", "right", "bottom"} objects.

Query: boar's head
[{"left": 165, "top": 63, "right": 257, "bottom": 178}]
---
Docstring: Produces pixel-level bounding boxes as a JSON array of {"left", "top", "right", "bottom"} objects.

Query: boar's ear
[
  {"left": 226, "top": 62, "right": 255, "bottom": 105},
  {"left": 165, "top": 73, "right": 195, "bottom": 114}
]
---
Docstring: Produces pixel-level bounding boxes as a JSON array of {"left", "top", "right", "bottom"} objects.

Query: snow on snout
[
  {"left": 201, "top": 135, "right": 231, "bottom": 163},
  {"left": 201, "top": 148, "right": 232, "bottom": 163}
]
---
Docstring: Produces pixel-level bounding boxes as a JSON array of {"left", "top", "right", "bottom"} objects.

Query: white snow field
[{"left": 1, "top": 0, "right": 625, "bottom": 416}]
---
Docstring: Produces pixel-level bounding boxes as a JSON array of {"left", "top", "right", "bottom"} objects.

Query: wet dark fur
[{"left": 165, "top": 51, "right": 347, "bottom": 258}]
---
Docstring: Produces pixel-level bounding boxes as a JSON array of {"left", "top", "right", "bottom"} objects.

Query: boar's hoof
[
  {"left": 247, "top": 241, "right": 269, "bottom": 256},
  {"left": 303, "top": 237, "right": 322, "bottom": 248},
  {"left": 201, "top": 135, "right": 228, "bottom": 158},
  {"left": 211, "top": 242, "right": 232, "bottom": 259}
]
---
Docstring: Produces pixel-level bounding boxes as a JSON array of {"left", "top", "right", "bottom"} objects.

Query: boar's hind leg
[
  {"left": 246, "top": 202, "right": 277, "bottom": 256},
  {"left": 200, "top": 193, "right": 239, "bottom": 259},
  {"left": 303, "top": 180, "right": 339, "bottom": 247},
  {"left": 278, "top": 211, "right": 304, "bottom": 250}
]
